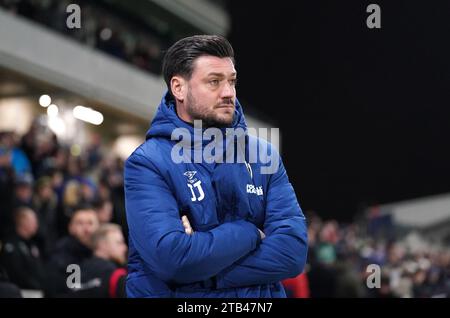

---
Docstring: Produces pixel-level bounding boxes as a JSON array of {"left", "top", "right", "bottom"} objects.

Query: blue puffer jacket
[{"left": 124, "top": 93, "right": 308, "bottom": 298}]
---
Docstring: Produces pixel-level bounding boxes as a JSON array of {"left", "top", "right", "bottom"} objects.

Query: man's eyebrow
[{"left": 207, "top": 72, "right": 237, "bottom": 77}]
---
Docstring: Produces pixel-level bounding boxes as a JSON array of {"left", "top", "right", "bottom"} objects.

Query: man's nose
[{"left": 220, "top": 82, "right": 235, "bottom": 99}]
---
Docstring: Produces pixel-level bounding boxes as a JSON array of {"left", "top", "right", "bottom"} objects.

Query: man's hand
[
  {"left": 182, "top": 215, "right": 265, "bottom": 240},
  {"left": 181, "top": 215, "right": 194, "bottom": 235}
]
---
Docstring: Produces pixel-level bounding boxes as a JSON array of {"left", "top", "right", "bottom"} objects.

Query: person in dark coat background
[
  {"left": 0, "top": 207, "right": 46, "bottom": 292},
  {"left": 46, "top": 207, "right": 99, "bottom": 296},
  {"left": 71, "top": 223, "right": 127, "bottom": 298}
]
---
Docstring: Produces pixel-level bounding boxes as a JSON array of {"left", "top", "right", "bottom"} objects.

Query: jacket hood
[{"left": 146, "top": 91, "right": 248, "bottom": 141}]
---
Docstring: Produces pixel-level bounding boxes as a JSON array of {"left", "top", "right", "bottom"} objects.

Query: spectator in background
[
  {"left": 59, "top": 176, "right": 96, "bottom": 236},
  {"left": 0, "top": 132, "right": 32, "bottom": 178},
  {"left": 100, "top": 157, "right": 127, "bottom": 240},
  {"left": 46, "top": 207, "right": 99, "bottom": 296},
  {"left": 0, "top": 207, "right": 47, "bottom": 292},
  {"left": 19, "top": 120, "right": 38, "bottom": 172},
  {"left": 86, "top": 133, "right": 103, "bottom": 170},
  {"left": 49, "top": 168, "right": 65, "bottom": 192},
  {"left": 32, "top": 176, "right": 58, "bottom": 258},
  {"left": 59, "top": 180, "right": 83, "bottom": 234},
  {"left": 19, "top": 119, "right": 58, "bottom": 178},
  {"left": 73, "top": 224, "right": 127, "bottom": 298},
  {"left": 64, "top": 156, "right": 96, "bottom": 203},
  {"left": 1, "top": 174, "right": 36, "bottom": 238},
  {"left": 307, "top": 221, "right": 339, "bottom": 297},
  {"left": 13, "top": 173, "right": 34, "bottom": 209}
]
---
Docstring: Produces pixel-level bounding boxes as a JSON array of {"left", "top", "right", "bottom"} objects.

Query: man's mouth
[{"left": 216, "top": 104, "right": 234, "bottom": 109}]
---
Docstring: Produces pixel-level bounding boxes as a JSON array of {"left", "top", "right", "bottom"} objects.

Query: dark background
[{"left": 228, "top": 0, "right": 450, "bottom": 221}]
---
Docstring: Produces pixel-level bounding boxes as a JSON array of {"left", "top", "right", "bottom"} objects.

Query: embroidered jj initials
[{"left": 187, "top": 180, "right": 205, "bottom": 202}]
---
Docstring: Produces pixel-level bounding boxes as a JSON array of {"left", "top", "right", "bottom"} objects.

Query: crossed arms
[{"left": 124, "top": 152, "right": 308, "bottom": 288}]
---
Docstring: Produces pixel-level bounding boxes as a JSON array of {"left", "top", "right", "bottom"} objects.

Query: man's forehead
[
  {"left": 73, "top": 210, "right": 96, "bottom": 220},
  {"left": 193, "top": 56, "right": 236, "bottom": 76}
]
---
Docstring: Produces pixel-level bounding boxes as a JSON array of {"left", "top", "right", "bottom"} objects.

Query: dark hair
[
  {"left": 162, "top": 35, "right": 235, "bottom": 96},
  {"left": 92, "top": 197, "right": 111, "bottom": 210},
  {"left": 71, "top": 204, "right": 96, "bottom": 218}
]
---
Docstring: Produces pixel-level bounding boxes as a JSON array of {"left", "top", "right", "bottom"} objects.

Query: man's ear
[{"left": 170, "top": 76, "right": 186, "bottom": 102}]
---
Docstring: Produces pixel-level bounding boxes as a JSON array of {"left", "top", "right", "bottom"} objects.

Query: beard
[{"left": 186, "top": 89, "right": 235, "bottom": 128}]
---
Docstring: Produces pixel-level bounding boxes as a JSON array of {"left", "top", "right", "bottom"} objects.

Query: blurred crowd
[
  {"left": 1, "top": 116, "right": 449, "bottom": 298},
  {"left": 283, "top": 212, "right": 450, "bottom": 298},
  {"left": 0, "top": 116, "right": 128, "bottom": 297},
  {"left": 0, "top": 0, "right": 166, "bottom": 74}
]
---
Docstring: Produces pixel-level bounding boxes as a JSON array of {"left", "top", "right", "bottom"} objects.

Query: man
[
  {"left": 46, "top": 207, "right": 99, "bottom": 296},
  {"left": 4, "top": 174, "right": 35, "bottom": 238},
  {"left": 124, "top": 35, "right": 308, "bottom": 298},
  {"left": 71, "top": 223, "right": 127, "bottom": 298},
  {"left": 32, "top": 176, "right": 58, "bottom": 258},
  {"left": 0, "top": 207, "right": 46, "bottom": 291}
]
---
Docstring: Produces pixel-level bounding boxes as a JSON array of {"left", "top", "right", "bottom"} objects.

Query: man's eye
[
  {"left": 230, "top": 79, "right": 237, "bottom": 86},
  {"left": 210, "top": 80, "right": 219, "bottom": 86}
]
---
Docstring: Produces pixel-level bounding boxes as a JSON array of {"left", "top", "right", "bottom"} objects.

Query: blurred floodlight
[
  {"left": 113, "top": 135, "right": 143, "bottom": 160},
  {"left": 48, "top": 117, "right": 66, "bottom": 136},
  {"left": 47, "top": 104, "right": 59, "bottom": 117},
  {"left": 73, "top": 105, "right": 104, "bottom": 125},
  {"left": 39, "top": 94, "right": 51, "bottom": 107}
]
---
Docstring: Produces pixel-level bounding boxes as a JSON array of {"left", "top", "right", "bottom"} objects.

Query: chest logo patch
[
  {"left": 247, "top": 184, "right": 264, "bottom": 196},
  {"left": 184, "top": 170, "right": 205, "bottom": 202}
]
